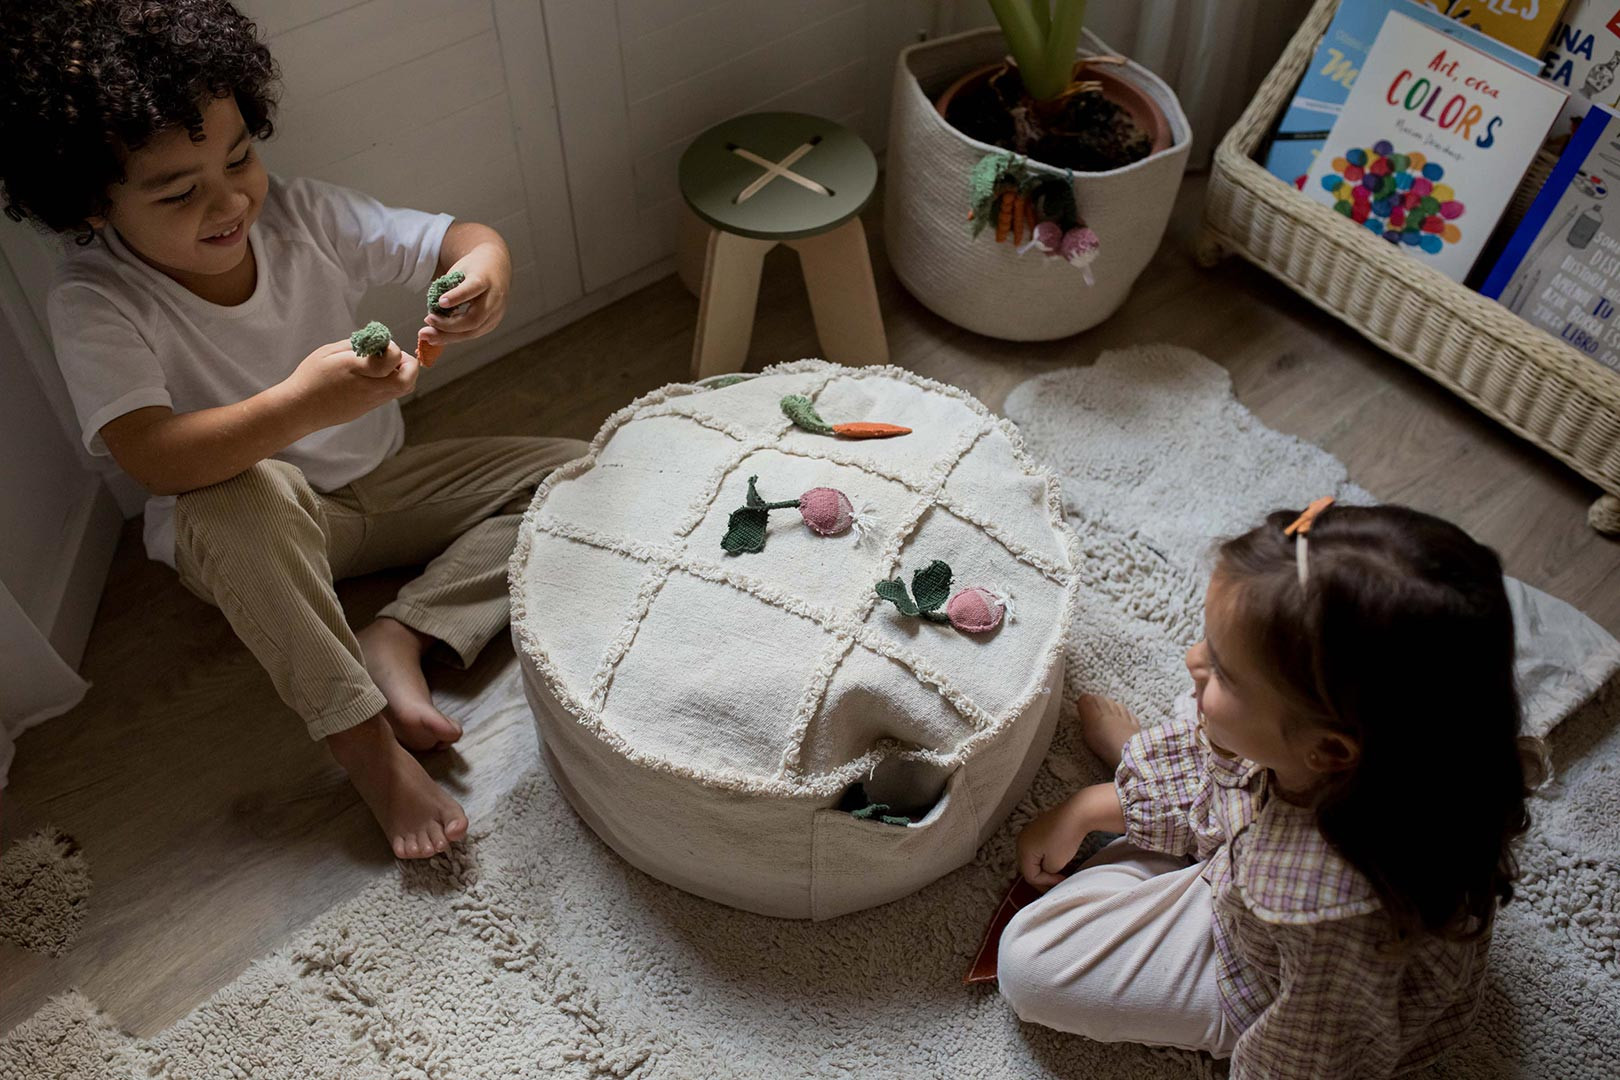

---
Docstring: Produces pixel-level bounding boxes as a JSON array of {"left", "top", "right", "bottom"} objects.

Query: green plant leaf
[
  {"left": 874, "top": 579, "right": 919, "bottom": 616},
  {"left": 722, "top": 507, "right": 771, "bottom": 553},
  {"left": 912, "top": 560, "right": 953, "bottom": 612},
  {"left": 780, "top": 395, "right": 834, "bottom": 435}
]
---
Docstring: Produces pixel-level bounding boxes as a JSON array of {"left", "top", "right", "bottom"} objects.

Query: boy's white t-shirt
[{"left": 47, "top": 175, "right": 452, "bottom": 568}]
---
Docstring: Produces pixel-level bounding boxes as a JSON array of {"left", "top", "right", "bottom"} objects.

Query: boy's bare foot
[
  {"left": 1078, "top": 693, "right": 1142, "bottom": 771},
  {"left": 357, "top": 617, "right": 462, "bottom": 751},
  {"left": 327, "top": 714, "right": 468, "bottom": 859}
]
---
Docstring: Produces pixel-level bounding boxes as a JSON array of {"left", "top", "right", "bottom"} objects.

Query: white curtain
[
  {"left": 0, "top": 250, "right": 97, "bottom": 792},
  {"left": 0, "top": 585, "right": 88, "bottom": 791},
  {"left": 934, "top": 0, "right": 1316, "bottom": 168}
]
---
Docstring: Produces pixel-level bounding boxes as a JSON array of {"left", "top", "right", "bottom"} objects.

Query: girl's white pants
[{"left": 997, "top": 838, "right": 1240, "bottom": 1057}]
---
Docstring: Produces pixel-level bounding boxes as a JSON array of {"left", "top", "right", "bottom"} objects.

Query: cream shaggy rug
[
  {"left": 0, "top": 826, "right": 88, "bottom": 957},
  {"left": 5, "top": 346, "right": 1618, "bottom": 1079}
]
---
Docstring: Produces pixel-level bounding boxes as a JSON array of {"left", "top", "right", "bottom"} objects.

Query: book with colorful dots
[
  {"left": 1263, "top": 0, "right": 1548, "bottom": 190},
  {"left": 1302, "top": 1, "right": 1568, "bottom": 280},
  {"left": 1481, "top": 103, "right": 1620, "bottom": 372}
]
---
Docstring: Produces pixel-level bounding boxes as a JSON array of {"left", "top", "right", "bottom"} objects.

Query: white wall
[{"left": 544, "top": 0, "right": 937, "bottom": 289}]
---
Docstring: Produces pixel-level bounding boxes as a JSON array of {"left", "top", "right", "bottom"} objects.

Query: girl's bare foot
[
  {"left": 357, "top": 617, "right": 462, "bottom": 751},
  {"left": 1078, "top": 693, "right": 1142, "bottom": 771},
  {"left": 326, "top": 714, "right": 468, "bottom": 859}
]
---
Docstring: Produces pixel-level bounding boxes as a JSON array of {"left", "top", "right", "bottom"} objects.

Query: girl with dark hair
[{"left": 997, "top": 500, "right": 1537, "bottom": 1077}]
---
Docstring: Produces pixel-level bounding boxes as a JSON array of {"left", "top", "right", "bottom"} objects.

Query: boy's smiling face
[{"left": 91, "top": 94, "right": 268, "bottom": 295}]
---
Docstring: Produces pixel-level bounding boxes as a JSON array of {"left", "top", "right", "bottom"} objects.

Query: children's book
[
  {"left": 964, "top": 875, "right": 1043, "bottom": 984},
  {"left": 1264, "top": 0, "right": 1547, "bottom": 189},
  {"left": 1301, "top": 1, "right": 1569, "bottom": 280},
  {"left": 1481, "top": 103, "right": 1620, "bottom": 370},
  {"left": 1540, "top": 2, "right": 1620, "bottom": 144},
  {"left": 1425, "top": 0, "right": 1570, "bottom": 55}
]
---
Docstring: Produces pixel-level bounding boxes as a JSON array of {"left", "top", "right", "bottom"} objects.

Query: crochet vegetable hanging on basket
[{"left": 969, "top": 152, "right": 1100, "bottom": 283}]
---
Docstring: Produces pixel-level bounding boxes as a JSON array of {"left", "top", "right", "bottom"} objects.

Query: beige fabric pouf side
[{"left": 510, "top": 362, "right": 1080, "bottom": 919}]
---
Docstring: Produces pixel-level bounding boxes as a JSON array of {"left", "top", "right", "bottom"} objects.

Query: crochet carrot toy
[
  {"left": 416, "top": 270, "right": 468, "bottom": 367},
  {"left": 780, "top": 395, "right": 911, "bottom": 439}
]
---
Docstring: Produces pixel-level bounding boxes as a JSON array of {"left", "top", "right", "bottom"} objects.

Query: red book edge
[{"left": 964, "top": 875, "right": 1045, "bottom": 984}]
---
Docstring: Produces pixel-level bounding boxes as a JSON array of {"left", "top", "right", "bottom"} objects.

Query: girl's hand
[
  {"left": 421, "top": 244, "right": 510, "bottom": 350},
  {"left": 1016, "top": 782, "right": 1123, "bottom": 889},
  {"left": 1017, "top": 802, "right": 1084, "bottom": 888}
]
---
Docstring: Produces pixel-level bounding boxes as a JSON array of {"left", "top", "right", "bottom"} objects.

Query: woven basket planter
[
  {"left": 1200, "top": 0, "right": 1620, "bottom": 534},
  {"left": 885, "top": 27, "right": 1191, "bottom": 342}
]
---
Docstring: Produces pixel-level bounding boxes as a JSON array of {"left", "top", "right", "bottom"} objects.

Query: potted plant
[{"left": 884, "top": 1, "right": 1190, "bottom": 341}]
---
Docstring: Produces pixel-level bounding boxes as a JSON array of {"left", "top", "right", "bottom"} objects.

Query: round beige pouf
[{"left": 510, "top": 361, "right": 1079, "bottom": 919}]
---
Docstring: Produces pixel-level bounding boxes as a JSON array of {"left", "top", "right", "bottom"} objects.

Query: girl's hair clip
[
  {"left": 1284, "top": 496, "right": 1335, "bottom": 537},
  {"left": 1284, "top": 496, "right": 1335, "bottom": 587}
]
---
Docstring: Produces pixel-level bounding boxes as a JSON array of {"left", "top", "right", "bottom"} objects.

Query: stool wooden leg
[
  {"left": 675, "top": 202, "right": 710, "bottom": 298},
  {"left": 692, "top": 230, "right": 774, "bottom": 381},
  {"left": 787, "top": 217, "right": 889, "bottom": 366}
]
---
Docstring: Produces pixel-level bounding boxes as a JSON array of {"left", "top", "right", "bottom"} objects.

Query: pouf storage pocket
[{"left": 510, "top": 361, "right": 1080, "bottom": 919}]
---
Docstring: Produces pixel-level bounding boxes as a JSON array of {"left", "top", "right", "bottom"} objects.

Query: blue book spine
[{"left": 1479, "top": 103, "right": 1611, "bottom": 299}]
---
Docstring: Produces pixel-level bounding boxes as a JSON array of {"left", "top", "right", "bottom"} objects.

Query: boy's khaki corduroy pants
[{"left": 173, "top": 436, "right": 588, "bottom": 739}]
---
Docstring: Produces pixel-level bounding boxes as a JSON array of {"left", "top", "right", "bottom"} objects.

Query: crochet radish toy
[
  {"left": 721, "top": 477, "right": 872, "bottom": 554},
  {"left": 875, "top": 560, "right": 1006, "bottom": 634}
]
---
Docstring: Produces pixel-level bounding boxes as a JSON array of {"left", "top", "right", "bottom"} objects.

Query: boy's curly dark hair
[{"left": 0, "top": 0, "right": 279, "bottom": 240}]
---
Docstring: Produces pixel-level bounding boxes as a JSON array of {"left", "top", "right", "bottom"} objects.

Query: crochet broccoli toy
[
  {"left": 427, "top": 270, "right": 467, "bottom": 317},
  {"left": 416, "top": 271, "right": 472, "bottom": 368},
  {"left": 349, "top": 320, "right": 392, "bottom": 358}
]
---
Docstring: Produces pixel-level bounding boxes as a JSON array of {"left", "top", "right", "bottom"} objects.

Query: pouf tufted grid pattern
[{"left": 509, "top": 360, "right": 1080, "bottom": 917}]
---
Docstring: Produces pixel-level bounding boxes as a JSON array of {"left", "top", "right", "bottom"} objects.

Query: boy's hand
[
  {"left": 283, "top": 337, "right": 418, "bottom": 430},
  {"left": 420, "top": 245, "right": 510, "bottom": 350}
]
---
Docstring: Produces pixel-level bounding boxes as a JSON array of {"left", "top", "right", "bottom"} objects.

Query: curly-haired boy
[{"left": 1, "top": 0, "right": 586, "bottom": 858}]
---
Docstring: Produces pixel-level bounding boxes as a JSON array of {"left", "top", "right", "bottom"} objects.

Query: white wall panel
[{"left": 547, "top": 0, "right": 926, "bottom": 291}]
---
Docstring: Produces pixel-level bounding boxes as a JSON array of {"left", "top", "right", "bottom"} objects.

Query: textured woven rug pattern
[{"left": 3, "top": 346, "right": 1616, "bottom": 1078}]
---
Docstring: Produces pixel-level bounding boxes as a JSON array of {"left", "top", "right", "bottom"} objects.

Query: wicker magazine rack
[{"left": 1199, "top": 0, "right": 1620, "bottom": 534}]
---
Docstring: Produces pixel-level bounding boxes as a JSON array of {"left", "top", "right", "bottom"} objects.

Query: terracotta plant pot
[
  {"left": 884, "top": 27, "right": 1190, "bottom": 341},
  {"left": 934, "top": 60, "right": 1174, "bottom": 158}
]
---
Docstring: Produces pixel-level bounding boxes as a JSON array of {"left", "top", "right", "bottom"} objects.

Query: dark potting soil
[{"left": 944, "top": 65, "right": 1151, "bottom": 172}]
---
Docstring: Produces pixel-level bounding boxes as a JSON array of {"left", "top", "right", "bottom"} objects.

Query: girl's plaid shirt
[{"left": 1116, "top": 708, "right": 1491, "bottom": 1079}]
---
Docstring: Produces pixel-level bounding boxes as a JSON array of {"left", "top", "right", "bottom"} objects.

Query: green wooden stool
[{"left": 678, "top": 111, "right": 887, "bottom": 380}]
